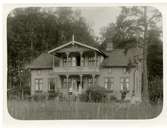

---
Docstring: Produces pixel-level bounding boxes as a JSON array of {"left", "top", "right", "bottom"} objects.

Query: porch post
[
  {"left": 79, "top": 75, "right": 82, "bottom": 93},
  {"left": 80, "top": 51, "right": 83, "bottom": 66},
  {"left": 92, "top": 74, "right": 95, "bottom": 86},
  {"left": 94, "top": 51, "right": 97, "bottom": 66},
  {"left": 52, "top": 55, "right": 55, "bottom": 69},
  {"left": 66, "top": 52, "right": 69, "bottom": 66},
  {"left": 80, "top": 74, "right": 83, "bottom": 89},
  {"left": 66, "top": 74, "right": 69, "bottom": 91}
]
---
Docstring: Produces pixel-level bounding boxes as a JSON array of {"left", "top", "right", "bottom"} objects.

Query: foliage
[
  {"left": 7, "top": 7, "right": 95, "bottom": 90},
  {"left": 33, "top": 92, "right": 48, "bottom": 101},
  {"left": 100, "top": 7, "right": 162, "bottom": 50},
  {"left": 100, "top": 7, "right": 163, "bottom": 102},
  {"left": 149, "top": 76, "right": 163, "bottom": 104},
  {"left": 147, "top": 29, "right": 163, "bottom": 78},
  {"left": 80, "top": 86, "right": 107, "bottom": 102}
]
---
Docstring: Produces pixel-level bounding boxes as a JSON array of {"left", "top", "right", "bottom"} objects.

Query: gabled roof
[
  {"left": 101, "top": 49, "right": 130, "bottom": 67},
  {"left": 48, "top": 40, "right": 106, "bottom": 56},
  {"left": 101, "top": 48, "right": 143, "bottom": 67},
  {"left": 28, "top": 53, "right": 59, "bottom": 69}
]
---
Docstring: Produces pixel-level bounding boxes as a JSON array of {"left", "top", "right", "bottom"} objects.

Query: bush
[
  {"left": 33, "top": 92, "right": 47, "bottom": 101},
  {"left": 109, "top": 95, "right": 117, "bottom": 101},
  {"left": 80, "top": 86, "right": 107, "bottom": 102},
  {"left": 79, "top": 92, "right": 88, "bottom": 102},
  {"left": 48, "top": 90, "right": 60, "bottom": 99},
  {"left": 149, "top": 76, "right": 163, "bottom": 104}
]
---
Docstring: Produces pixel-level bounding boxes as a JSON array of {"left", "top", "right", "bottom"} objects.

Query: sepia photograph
[{"left": 7, "top": 6, "right": 163, "bottom": 120}]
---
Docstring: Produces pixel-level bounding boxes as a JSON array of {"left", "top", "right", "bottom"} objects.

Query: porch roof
[
  {"left": 101, "top": 49, "right": 130, "bottom": 67},
  {"left": 101, "top": 48, "right": 143, "bottom": 67}
]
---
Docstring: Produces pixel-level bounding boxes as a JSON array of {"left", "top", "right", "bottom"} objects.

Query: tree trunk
[{"left": 142, "top": 7, "right": 149, "bottom": 102}]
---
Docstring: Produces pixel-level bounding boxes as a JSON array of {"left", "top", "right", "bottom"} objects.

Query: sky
[{"left": 73, "top": 7, "right": 121, "bottom": 37}]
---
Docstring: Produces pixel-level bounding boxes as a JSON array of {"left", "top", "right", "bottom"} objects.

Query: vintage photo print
[{"left": 6, "top": 6, "right": 163, "bottom": 120}]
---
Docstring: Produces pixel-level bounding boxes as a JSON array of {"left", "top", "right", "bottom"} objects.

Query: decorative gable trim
[
  {"left": 48, "top": 40, "right": 105, "bottom": 56},
  {"left": 48, "top": 41, "right": 72, "bottom": 53}
]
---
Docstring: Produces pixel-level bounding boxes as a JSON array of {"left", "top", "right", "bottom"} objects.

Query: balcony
[{"left": 53, "top": 66, "right": 100, "bottom": 74}]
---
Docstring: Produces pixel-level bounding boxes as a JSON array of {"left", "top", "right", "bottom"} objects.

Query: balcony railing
[{"left": 53, "top": 66, "right": 100, "bottom": 74}]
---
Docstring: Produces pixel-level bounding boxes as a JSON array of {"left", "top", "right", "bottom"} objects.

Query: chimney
[{"left": 106, "top": 42, "right": 113, "bottom": 51}]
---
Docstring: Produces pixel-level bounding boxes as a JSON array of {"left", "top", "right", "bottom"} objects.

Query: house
[{"left": 29, "top": 36, "right": 143, "bottom": 102}]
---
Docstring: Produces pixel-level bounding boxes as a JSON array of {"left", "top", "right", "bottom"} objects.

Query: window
[
  {"left": 63, "top": 78, "right": 72, "bottom": 89},
  {"left": 122, "top": 68, "right": 129, "bottom": 74},
  {"left": 48, "top": 78, "right": 56, "bottom": 91},
  {"left": 88, "top": 57, "right": 95, "bottom": 66},
  {"left": 35, "top": 79, "right": 43, "bottom": 91},
  {"left": 88, "top": 78, "right": 93, "bottom": 87},
  {"left": 63, "top": 58, "right": 67, "bottom": 66},
  {"left": 104, "top": 77, "right": 114, "bottom": 90},
  {"left": 63, "top": 78, "right": 67, "bottom": 89},
  {"left": 72, "top": 57, "right": 76, "bottom": 66},
  {"left": 120, "top": 77, "right": 129, "bottom": 91},
  {"left": 68, "top": 57, "right": 72, "bottom": 66},
  {"left": 68, "top": 78, "right": 72, "bottom": 89}
]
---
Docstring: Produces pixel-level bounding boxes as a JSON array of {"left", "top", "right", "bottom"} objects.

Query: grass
[{"left": 7, "top": 99, "right": 162, "bottom": 120}]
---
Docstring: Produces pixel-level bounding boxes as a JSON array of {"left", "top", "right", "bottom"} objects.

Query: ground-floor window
[
  {"left": 88, "top": 78, "right": 93, "bottom": 86},
  {"left": 48, "top": 78, "right": 56, "bottom": 91},
  {"left": 35, "top": 79, "right": 43, "bottom": 91},
  {"left": 63, "top": 78, "right": 72, "bottom": 89},
  {"left": 104, "top": 77, "right": 114, "bottom": 90},
  {"left": 120, "top": 77, "right": 129, "bottom": 91}
]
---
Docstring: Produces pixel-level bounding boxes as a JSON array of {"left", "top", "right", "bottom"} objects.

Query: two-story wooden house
[{"left": 29, "top": 36, "right": 143, "bottom": 102}]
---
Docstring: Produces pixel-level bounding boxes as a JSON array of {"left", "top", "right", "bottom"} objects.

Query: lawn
[{"left": 7, "top": 99, "right": 162, "bottom": 120}]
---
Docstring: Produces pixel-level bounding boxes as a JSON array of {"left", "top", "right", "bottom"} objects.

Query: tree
[
  {"left": 7, "top": 7, "right": 95, "bottom": 92},
  {"left": 100, "top": 6, "right": 162, "bottom": 102}
]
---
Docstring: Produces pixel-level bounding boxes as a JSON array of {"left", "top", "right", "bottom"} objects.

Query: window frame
[
  {"left": 104, "top": 77, "right": 114, "bottom": 90},
  {"left": 48, "top": 78, "right": 56, "bottom": 91},
  {"left": 63, "top": 78, "right": 72, "bottom": 89},
  {"left": 120, "top": 77, "right": 129, "bottom": 91},
  {"left": 35, "top": 78, "right": 43, "bottom": 91},
  {"left": 88, "top": 78, "right": 93, "bottom": 87}
]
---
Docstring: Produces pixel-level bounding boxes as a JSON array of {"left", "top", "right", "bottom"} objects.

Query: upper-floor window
[
  {"left": 88, "top": 57, "right": 95, "bottom": 66},
  {"left": 63, "top": 57, "right": 76, "bottom": 66},
  {"left": 104, "top": 77, "right": 114, "bottom": 90},
  {"left": 68, "top": 57, "right": 72, "bottom": 66},
  {"left": 35, "top": 79, "right": 43, "bottom": 91},
  {"left": 63, "top": 58, "right": 68, "bottom": 66},
  {"left": 72, "top": 57, "right": 76, "bottom": 66}
]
